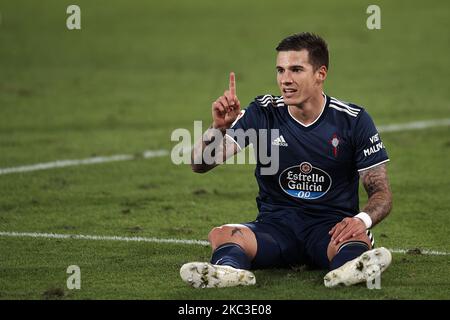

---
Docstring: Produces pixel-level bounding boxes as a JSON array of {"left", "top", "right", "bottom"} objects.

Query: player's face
[{"left": 276, "top": 50, "right": 325, "bottom": 106}]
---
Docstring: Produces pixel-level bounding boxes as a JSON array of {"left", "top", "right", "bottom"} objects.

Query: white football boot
[
  {"left": 323, "top": 247, "right": 392, "bottom": 288},
  {"left": 180, "top": 262, "right": 256, "bottom": 288}
]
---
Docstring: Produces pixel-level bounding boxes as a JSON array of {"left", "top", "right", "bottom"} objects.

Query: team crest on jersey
[
  {"left": 329, "top": 134, "right": 340, "bottom": 157},
  {"left": 279, "top": 162, "right": 332, "bottom": 200},
  {"left": 300, "top": 162, "right": 312, "bottom": 174}
]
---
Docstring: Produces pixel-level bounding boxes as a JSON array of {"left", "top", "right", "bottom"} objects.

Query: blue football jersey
[{"left": 227, "top": 94, "right": 389, "bottom": 219}]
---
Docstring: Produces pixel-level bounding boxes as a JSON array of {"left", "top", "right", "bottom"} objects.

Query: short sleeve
[
  {"left": 354, "top": 110, "right": 389, "bottom": 171},
  {"left": 226, "top": 101, "right": 262, "bottom": 150}
]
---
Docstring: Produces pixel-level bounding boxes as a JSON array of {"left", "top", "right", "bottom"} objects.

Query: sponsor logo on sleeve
[
  {"left": 279, "top": 162, "right": 332, "bottom": 200},
  {"left": 363, "top": 133, "right": 385, "bottom": 157}
]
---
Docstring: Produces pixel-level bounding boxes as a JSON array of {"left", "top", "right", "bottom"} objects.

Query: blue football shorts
[{"left": 243, "top": 209, "right": 374, "bottom": 270}]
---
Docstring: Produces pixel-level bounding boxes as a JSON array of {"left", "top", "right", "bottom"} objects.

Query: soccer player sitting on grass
[{"left": 180, "top": 32, "right": 392, "bottom": 288}]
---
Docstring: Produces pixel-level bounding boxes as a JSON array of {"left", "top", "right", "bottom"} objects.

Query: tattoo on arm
[
  {"left": 359, "top": 164, "right": 392, "bottom": 226},
  {"left": 231, "top": 227, "right": 244, "bottom": 237},
  {"left": 191, "top": 126, "right": 238, "bottom": 172}
]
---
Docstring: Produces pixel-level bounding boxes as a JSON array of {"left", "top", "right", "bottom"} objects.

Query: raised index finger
[{"left": 229, "top": 72, "right": 236, "bottom": 97}]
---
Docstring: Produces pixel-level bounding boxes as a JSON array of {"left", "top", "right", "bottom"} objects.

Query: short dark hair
[{"left": 276, "top": 32, "right": 329, "bottom": 70}]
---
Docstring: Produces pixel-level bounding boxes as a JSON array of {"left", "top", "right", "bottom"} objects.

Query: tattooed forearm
[
  {"left": 359, "top": 164, "right": 392, "bottom": 226},
  {"left": 191, "top": 126, "right": 238, "bottom": 173}
]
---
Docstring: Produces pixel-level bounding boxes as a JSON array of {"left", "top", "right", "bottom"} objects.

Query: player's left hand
[{"left": 329, "top": 217, "right": 366, "bottom": 245}]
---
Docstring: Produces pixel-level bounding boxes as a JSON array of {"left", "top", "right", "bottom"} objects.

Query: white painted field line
[
  {"left": 0, "top": 118, "right": 449, "bottom": 176},
  {"left": 0, "top": 149, "right": 168, "bottom": 175},
  {"left": 378, "top": 118, "right": 450, "bottom": 133},
  {"left": 0, "top": 231, "right": 209, "bottom": 246},
  {"left": 388, "top": 248, "right": 450, "bottom": 256},
  {"left": 0, "top": 231, "right": 449, "bottom": 256}
]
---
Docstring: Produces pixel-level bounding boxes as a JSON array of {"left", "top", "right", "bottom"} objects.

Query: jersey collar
[{"left": 286, "top": 93, "right": 329, "bottom": 130}]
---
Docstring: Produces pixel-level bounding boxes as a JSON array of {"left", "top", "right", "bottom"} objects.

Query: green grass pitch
[{"left": 0, "top": 0, "right": 449, "bottom": 299}]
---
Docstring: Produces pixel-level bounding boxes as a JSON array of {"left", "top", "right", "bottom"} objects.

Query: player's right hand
[{"left": 212, "top": 72, "right": 241, "bottom": 131}]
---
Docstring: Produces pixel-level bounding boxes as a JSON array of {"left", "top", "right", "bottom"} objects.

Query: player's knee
[
  {"left": 208, "top": 226, "right": 225, "bottom": 247},
  {"left": 326, "top": 233, "right": 372, "bottom": 261},
  {"left": 208, "top": 225, "right": 253, "bottom": 252}
]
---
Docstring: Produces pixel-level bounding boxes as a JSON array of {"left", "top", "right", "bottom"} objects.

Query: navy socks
[
  {"left": 330, "top": 241, "right": 369, "bottom": 270},
  {"left": 210, "top": 241, "right": 369, "bottom": 271},
  {"left": 210, "top": 243, "right": 251, "bottom": 270}
]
